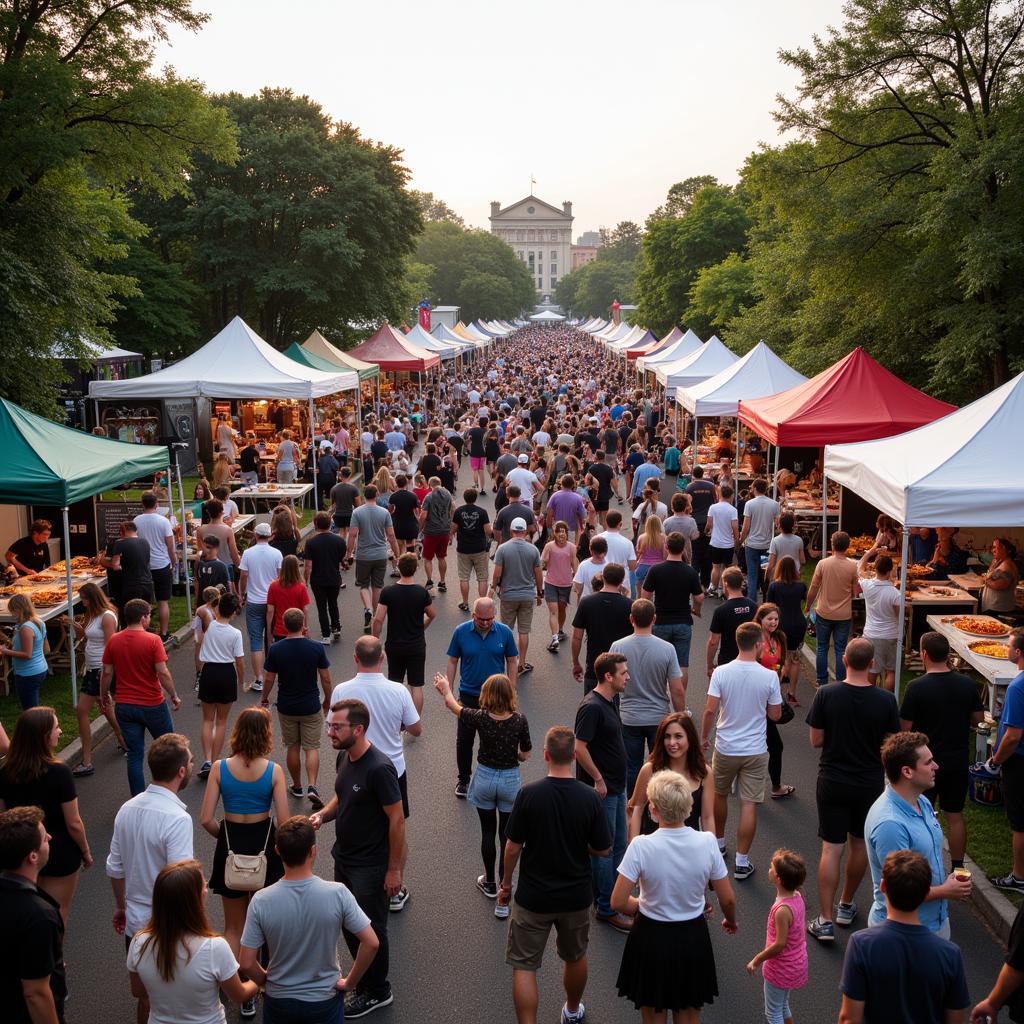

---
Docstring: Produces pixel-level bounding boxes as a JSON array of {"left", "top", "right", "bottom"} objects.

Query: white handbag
[{"left": 222, "top": 818, "right": 273, "bottom": 891}]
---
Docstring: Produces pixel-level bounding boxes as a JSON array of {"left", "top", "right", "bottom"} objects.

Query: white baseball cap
[
  {"left": 517, "top": 453, "right": 529, "bottom": 464},
  {"left": 254, "top": 522, "right": 272, "bottom": 537},
  {"left": 510, "top": 517, "right": 528, "bottom": 532}
]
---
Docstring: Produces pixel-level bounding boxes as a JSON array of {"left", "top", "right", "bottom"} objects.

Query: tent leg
[
  {"left": 93, "top": 399, "right": 101, "bottom": 433},
  {"left": 62, "top": 507, "right": 78, "bottom": 705},
  {"left": 821, "top": 469, "right": 829, "bottom": 557},
  {"left": 895, "top": 528, "right": 910, "bottom": 698},
  {"left": 173, "top": 449, "right": 192, "bottom": 621},
  {"left": 355, "top": 386, "right": 364, "bottom": 484},
  {"left": 309, "top": 397, "right": 319, "bottom": 511}
]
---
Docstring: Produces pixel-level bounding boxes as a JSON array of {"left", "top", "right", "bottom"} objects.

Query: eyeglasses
[
  {"left": 326, "top": 722, "right": 355, "bottom": 733},
  {"left": 473, "top": 615, "right": 495, "bottom": 623}
]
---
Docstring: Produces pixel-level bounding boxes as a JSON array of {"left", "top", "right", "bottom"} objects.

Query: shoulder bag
[{"left": 223, "top": 818, "right": 273, "bottom": 891}]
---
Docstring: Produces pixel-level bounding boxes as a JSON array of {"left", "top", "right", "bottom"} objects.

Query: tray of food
[
  {"left": 953, "top": 616, "right": 1011, "bottom": 638},
  {"left": 30, "top": 587, "right": 70, "bottom": 607},
  {"left": 968, "top": 640, "right": 1011, "bottom": 661},
  {"left": 924, "top": 586, "right": 960, "bottom": 597},
  {"left": 50, "top": 556, "right": 99, "bottom": 573},
  {"left": 907, "top": 564, "right": 933, "bottom": 578},
  {"left": 847, "top": 534, "right": 876, "bottom": 556}
]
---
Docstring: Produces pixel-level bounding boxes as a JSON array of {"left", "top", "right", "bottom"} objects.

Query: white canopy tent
[
  {"left": 433, "top": 323, "right": 484, "bottom": 354},
  {"left": 655, "top": 335, "right": 739, "bottom": 397},
  {"left": 636, "top": 329, "right": 703, "bottom": 373},
  {"left": 597, "top": 322, "right": 632, "bottom": 345},
  {"left": 404, "top": 323, "right": 461, "bottom": 360},
  {"left": 825, "top": 372, "right": 1024, "bottom": 693},
  {"left": 608, "top": 325, "right": 648, "bottom": 350},
  {"left": 582, "top": 318, "right": 609, "bottom": 334},
  {"left": 529, "top": 309, "right": 566, "bottom": 322},
  {"left": 461, "top": 322, "right": 495, "bottom": 341}
]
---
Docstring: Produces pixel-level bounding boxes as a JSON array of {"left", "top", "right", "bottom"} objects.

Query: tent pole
[
  {"left": 92, "top": 399, "right": 101, "bottom": 433},
  {"left": 172, "top": 448, "right": 192, "bottom": 621},
  {"left": 693, "top": 414, "right": 699, "bottom": 474},
  {"left": 735, "top": 415, "right": 741, "bottom": 506},
  {"left": 821, "top": 468, "right": 828, "bottom": 557},
  {"left": 895, "top": 527, "right": 910, "bottom": 699},
  {"left": 63, "top": 507, "right": 78, "bottom": 704},
  {"left": 309, "top": 397, "right": 319, "bottom": 511},
  {"left": 355, "top": 384, "right": 364, "bottom": 484}
]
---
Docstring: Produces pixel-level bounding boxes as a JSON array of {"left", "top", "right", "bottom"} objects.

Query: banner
[{"left": 418, "top": 300, "right": 431, "bottom": 331}]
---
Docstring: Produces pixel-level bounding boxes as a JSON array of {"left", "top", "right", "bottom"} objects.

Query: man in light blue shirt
[
  {"left": 629, "top": 450, "right": 662, "bottom": 501},
  {"left": 864, "top": 732, "right": 972, "bottom": 938}
]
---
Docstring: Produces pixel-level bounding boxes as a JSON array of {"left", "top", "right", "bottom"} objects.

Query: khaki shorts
[
  {"left": 712, "top": 750, "right": 769, "bottom": 804},
  {"left": 279, "top": 712, "right": 323, "bottom": 750},
  {"left": 500, "top": 598, "right": 535, "bottom": 635},
  {"left": 457, "top": 550, "right": 489, "bottom": 584},
  {"left": 506, "top": 903, "right": 590, "bottom": 971},
  {"left": 869, "top": 637, "right": 898, "bottom": 673}
]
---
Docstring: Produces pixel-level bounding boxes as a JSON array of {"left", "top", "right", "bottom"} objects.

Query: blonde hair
[
  {"left": 372, "top": 465, "right": 396, "bottom": 494},
  {"left": 7, "top": 593, "right": 43, "bottom": 631},
  {"left": 479, "top": 673, "right": 517, "bottom": 714},
  {"left": 646, "top": 769, "right": 694, "bottom": 826}
]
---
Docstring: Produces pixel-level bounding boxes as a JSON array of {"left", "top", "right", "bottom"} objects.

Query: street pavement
[{"left": 60, "top": 474, "right": 1006, "bottom": 1023}]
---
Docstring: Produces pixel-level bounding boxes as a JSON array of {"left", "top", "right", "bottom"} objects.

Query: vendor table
[
  {"left": 187, "top": 515, "right": 254, "bottom": 562},
  {"left": 926, "top": 613, "right": 1014, "bottom": 717},
  {"left": 230, "top": 484, "right": 313, "bottom": 514},
  {"left": 947, "top": 571, "right": 985, "bottom": 592}
]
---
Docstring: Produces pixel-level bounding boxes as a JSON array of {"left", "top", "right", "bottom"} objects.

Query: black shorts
[
  {"left": 398, "top": 771, "right": 410, "bottom": 819},
  {"left": 593, "top": 497, "right": 610, "bottom": 513},
  {"left": 1002, "top": 754, "right": 1024, "bottom": 832},
  {"left": 333, "top": 513, "right": 352, "bottom": 530},
  {"left": 710, "top": 545, "right": 734, "bottom": 566},
  {"left": 198, "top": 662, "right": 238, "bottom": 704},
  {"left": 816, "top": 776, "right": 881, "bottom": 843},
  {"left": 386, "top": 645, "right": 426, "bottom": 687},
  {"left": 924, "top": 764, "right": 969, "bottom": 815},
  {"left": 151, "top": 565, "right": 173, "bottom": 602}
]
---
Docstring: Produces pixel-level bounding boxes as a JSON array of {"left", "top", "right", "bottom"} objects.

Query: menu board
[{"left": 95, "top": 500, "right": 145, "bottom": 545}]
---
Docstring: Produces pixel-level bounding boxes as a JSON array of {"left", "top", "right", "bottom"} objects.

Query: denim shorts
[
  {"left": 653, "top": 621, "right": 693, "bottom": 668},
  {"left": 245, "top": 601, "right": 267, "bottom": 650},
  {"left": 467, "top": 763, "right": 522, "bottom": 812}
]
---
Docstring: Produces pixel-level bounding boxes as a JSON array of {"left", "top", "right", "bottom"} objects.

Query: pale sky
[{"left": 155, "top": 0, "right": 848, "bottom": 234}]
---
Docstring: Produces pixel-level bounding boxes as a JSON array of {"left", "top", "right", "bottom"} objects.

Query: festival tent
[
  {"left": 608, "top": 325, "right": 649, "bottom": 351},
  {"left": 404, "top": 323, "right": 460, "bottom": 360},
  {"left": 490, "top": 321, "right": 515, "bottom": 334},
  {"left": 0, "top": 398, "right": 170, "bottom": 697},
  {"left": 629, "top": 326, "right": 680, "bottom": 359},
  {"left": 88, "top": 316, "right": 359, "bottom": 400},
  {"left": 453, "top": 322, "right": 491, "bottom": 345},
  {"left": 636, "top": 328, "right": 703, "bottom": 373},
  {"left": 655, "top": 336, "right": 739, "bottom": 396},
  {"left": 678, "top": 341, "right": 807, "bottom": 418},
  {"left": 597, "top": 322, "right": 633, "bottom": 345},
  {"left": 529, "top": 310, "right": 566, "bottom": 322},
  {"left": 582, "top": 318, "right": 609, "bottom": 334},
  {"left": 460, "top": 322, "right": 494, "bottom": 342},
  {"left": 622, "top": 330, "right": 660, "bottom": 358},
  {"left": 433, "top": 323, "right": 482, "bottom": 350},
  {"left": 300, "top": 331, "right": 378, "bottom": 381},
  {"left": 347, "top": 324, "right": 441, "bottom": 373},
  {"left": 737, "top": 346, "right": 956, "bottom": 448}
]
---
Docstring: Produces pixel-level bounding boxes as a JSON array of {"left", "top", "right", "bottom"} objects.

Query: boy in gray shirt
[{"left": 240, "top": 816, "right": 379, "bottom": 1020}]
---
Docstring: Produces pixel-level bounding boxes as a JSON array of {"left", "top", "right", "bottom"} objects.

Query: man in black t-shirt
[
  {"left": 498, "top": 727, "right": 611, "bottom": 1024},
  {"left": 642, "top": 531, "right": 704, "bottom": 689},
  {"left": 5, "top": 519, "right": 51, "bottom": 576},
  {"left": 686, "top": 465, "right": 718, "bottom": 589},
  {"left": 899, "top": 631, "right": 985, "bottom": 868},
  {"left": 418, "top": 443, "right": 443, "bottom": 482},
  {"left": 373, "top": 552, "right": 436, "bottom": 715},
  {"left": 388, "top": 476, "right": 421, "bottom": 556},
  {"left": 805, "top": 637, "right": 900, "bottom": 942},
  {"left": 574, "top": 652, "right": 630, "bottom": 932},
  {"left": 238, "top": 436, "right": 260, "bottom": 487},
  {"left": 0, "top": 807, "right": 67, "bottom": 1024},
  {"left": 303, "top": 512, "right": 348, "bottom": 643},
  {"left": 106, "top": 521, "right": 154, "bottom": 609},
  {"left": 452, "top": 489, "right": 492, "bottom": 611},
  {"left": 330, "top": 467, "right": 361, "bottom": 531},
  {"left": 706, "top": 567, "right": 753, "bottom": 675},
  {"left": 585, "top": 450, "right": 617, "bottom": 526},
  {"left": 571, "top": 564, "right": 632, "bottom": 692},
  {"left": 312, "top": 698, "right": 404, "bottom": 1017}
]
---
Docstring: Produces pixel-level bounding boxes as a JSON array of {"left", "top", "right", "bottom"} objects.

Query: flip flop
[{"left": 770, "top": 786, "right": 796, "bottom": 800}]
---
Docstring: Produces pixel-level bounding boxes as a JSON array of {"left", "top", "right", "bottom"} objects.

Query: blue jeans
[
  {"left": 263, "top": 992, "right": 343, "bottom": 1024},
  {"left": 115, "top": 701, "right": 174, "bottom": 795},
  {"left": 246, "top": 601, "right": 268, "bottom": 651},
  {"left": 591, "top": 790, "right": 628, "bottom": 915},
  {"left": 764, "top": 980, "right": 793, "bottom": 1024},
  {"left": 623, "top": 722, "right": 660, "bottom": 795},
  {"left": 653, "top": 622, "right": 693, "bottom": 669},
  {"left": 634, "top": 563, "right": 652, "bottom": 590},
  {"left": 14, "top": 670, "right": 47, "bottom": 710},
  {"left": 745, "top": 546, "right": 769, "bottom": 603},
  {"left": 815, "top": 616, "right": 851, "bottom": 685}
]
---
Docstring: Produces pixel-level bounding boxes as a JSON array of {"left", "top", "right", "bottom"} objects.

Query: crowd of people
[{"left": 1, "top": 321, "right": 1022, "bottom": 1024}]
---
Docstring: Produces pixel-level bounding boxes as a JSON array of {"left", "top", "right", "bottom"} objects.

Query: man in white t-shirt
[
  {"left": 596, "top": 510, "right": 638, "bottom": 587},
  {"left": 506, "top": 455, "right": 541, "bottom": 501},
  {"left": 858, "top": 553, "right": 902, "bottom": 691},
  {"left": 134, "top": 491, "right": 177, "bottom": 640},
  {"left": 331, "top": 635, "right": 421, "bottom": 912},
  {"left": 706, "top": 484, "right": 740, "bottom": 597},
  {"left": 238, "top": 523, "right": 284, "bottom": 692},
  {"left": 572, "top": 536, "right": 609, "bottom": 600},
  {"left": 700, "top": 621, "right": 782, "bottom": 881}
]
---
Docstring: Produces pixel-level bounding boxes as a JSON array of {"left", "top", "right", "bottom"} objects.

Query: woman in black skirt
[
  {"left": 612, "top": 770, "right": 738, "bottom": 1023},
  {"left": 199, "top": 705, "right": 288, "bottom": 1017}
]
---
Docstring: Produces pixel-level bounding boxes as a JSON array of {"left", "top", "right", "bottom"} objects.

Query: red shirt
[
  {"left": 266, "top": 580, "right": 310, "bottom": 636},
  {"left": 102, "top": 629, "right": 168, "bottom": 706}
]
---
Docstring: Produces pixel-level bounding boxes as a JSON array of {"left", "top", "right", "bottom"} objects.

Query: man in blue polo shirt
[
  {"left": 988, "top": 627, "right": 1024, "bottom": 891},
  {"left": 864, "top": 732, "right": 972, "bottom": 938},
  {"left": 445, "top": 597, "right": 519, "bottom": 798}
]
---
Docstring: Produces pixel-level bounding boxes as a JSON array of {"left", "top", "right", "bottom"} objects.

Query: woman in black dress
[
  {"left": 0, "top": 706, "right": 92, "bottom": 925},
  {"left": 765, "top": 556, "right": 808, "bottom": 705}
]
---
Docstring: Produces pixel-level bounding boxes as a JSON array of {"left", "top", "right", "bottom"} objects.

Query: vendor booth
[
  {"left": 636, "top": 328, "right": 703, "bottom": 377},
  {"left": 655, "top": 335, "right": 739, "bottom": 398},
  {"left": 348, "top": 324, "right": 441, "bottom": 413}
]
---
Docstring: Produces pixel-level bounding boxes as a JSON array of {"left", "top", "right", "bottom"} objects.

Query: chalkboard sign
[{"left": 95, "top": 500, "right": 146, "bottom": 545}]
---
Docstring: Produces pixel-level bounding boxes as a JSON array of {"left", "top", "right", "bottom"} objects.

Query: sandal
[
  {"left": 72, "top": 763, "right": 95, "bottom": 777},
  {"left": 786, "top": 692, "right": 800, "bottom": 706},
  {"left": 437, "top": 581, "right": 447, "bottom": 592},
  {"left": 770, "top": 785, "right": 796, "bottom": 800}
]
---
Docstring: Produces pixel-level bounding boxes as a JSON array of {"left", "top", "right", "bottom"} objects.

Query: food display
[
  {"left": 50, "top": 556, "right": 100, "bottom": 573},
  {"left": 924, "top": 586, "right": 959, "bottom": 597},
  {"left": 846, "top": 534, "right": 876, "bottom": 556},
  {"left": 968, "top": 641, "right": 1011, "bottom": 660},
  {"left": 907, "top": 564, "right": 932, "bottom": 578},
  {"left": 22, "top": 573, "right": 57, "bottom": 584},
  {"left": 954, "top": 616, "right": 1011, "bottom": 637},
  {"left": 30, "top": 587, "right": 73, "bottom": 607}
]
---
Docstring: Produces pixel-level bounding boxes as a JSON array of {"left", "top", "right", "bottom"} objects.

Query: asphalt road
[{"left": 60, "top": 473, "right": 1006, "bottom": 1023}]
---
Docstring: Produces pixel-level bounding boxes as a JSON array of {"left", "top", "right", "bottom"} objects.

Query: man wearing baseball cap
[
  {"left": 491, "top": 518, "right": 543, "bottom": 676},
  {"left": 506, "top": 454, "right": 541, "bottom": 504}
]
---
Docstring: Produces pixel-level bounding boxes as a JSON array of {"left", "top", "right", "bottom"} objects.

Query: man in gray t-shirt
[
  {"left": 739, "top": 480, "right": 780, "bottom": 603},
  {"left": 491, "top": 521, "right": 543, "bottom": 675},
  {"left": 610, "top": 599, "right": 686, "bottom": 790},
  {"left": 767, "top": 519, "right": 805, "bottom": 578},
  {"left": 240, "top": 817, "right": 378, "bottom": 1016},
  {"left": 346, "top": 487, "right": 398, "bottom": 626}
]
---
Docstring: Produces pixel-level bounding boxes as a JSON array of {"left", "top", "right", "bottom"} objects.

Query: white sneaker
[
  {"left": 561, "top": 1001, "right": 585, "bottom": 1023},
  {"left": 320, "top": 635, "right": 332, "bottom": 645}
]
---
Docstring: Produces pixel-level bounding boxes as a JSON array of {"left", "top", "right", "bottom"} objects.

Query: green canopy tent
[{"left": 0, "top": 398, "right": 169, "bottom": 700}]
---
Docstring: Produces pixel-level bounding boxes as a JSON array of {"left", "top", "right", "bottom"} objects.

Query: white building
[{"left": 489, "top": 196, "right": 573, "bottom": 299}]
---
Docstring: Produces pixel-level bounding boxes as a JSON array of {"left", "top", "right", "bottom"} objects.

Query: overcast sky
[{"left": 155, "top": 0, "right": 848, "bottom": 234}]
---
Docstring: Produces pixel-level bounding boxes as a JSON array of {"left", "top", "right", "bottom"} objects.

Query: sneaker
[
  {"left": 562, "top": 1001, "right": 586, "bottom": 1023},
  {"left": 835, "top": 901, "right": 857, "bottom": 927},
  {"left": 332, "top": 628, "right": 341, "bottom": 641},
  {"left": 424, "top": 580, "right": 434, "bottom": 590},
  {"left": 289, "top": 784, "right": 305, "bottom": 798},
  {"left": 250, "top": 679, "right": 263, "bottom": 693},
  {"left": 595, "top": 911, "right": 633, "bottom": 933},
  {"left": 198, "top": 760, "right": 212, "bottom": 780},
  {"left": 557, "top": 630, "right": 567, "bottom": 641},
  {"left": 242, "top": 677, "right": 253, "bottom": 693},
  {"left": 363, "top": 609, "right": 372, "bottom": 633},
  {"left": 307, "top": 785, "right": 323, "bottom": 809},
  {"left": 519, "top": 662, "right": 534, "bottom": 675},
  {"left": 547, "top": 637, "right": 559, "bottom": 652},
  {"left": 240, "top": 995, "right": 257, "bottom": 1019},
  {"left": 72, "top": 763, "right": 95, "bottom": 777},
  {"left": 437, "top": 581, "right": 447, "bottom": 592},
  {"left": 320, "top": 634, "right": 332, "bottom": 645},
  {"left": 477, "top": 875, "right": 497, "bottom": 898},
  {"left": 344, "top": 990, "right": 394, "bottom": 1018},
  {"left": 389, "top": 886, "right": 410, "bottom": 912},
  {"left": 455, "top": 781, "right": 469, "bottom": 798},
  {"left": 990, "top": 873, "right": 1024, "bottom": 891},
  {"left": 494, "top": 901, "right": 510, "bottom": 919},
  {"left": 733, "top": 862, "right": 756, "bottom": 881},
  {"left": 808, "top": 916, "right": 835, "bottom": 943},
  {"left": 458, "top": 602, "right": 470, "bottom": 612}
]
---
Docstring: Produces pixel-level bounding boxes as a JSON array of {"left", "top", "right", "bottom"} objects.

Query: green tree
[
  {"left": 0, "top": 0, "right": 237, "bottom": 413},
  {"left": 685, "top": 252, "right": 755, "bottom": 340},
  {"left": 599, "top": 221, "right": 644, "bottom": 262},
  {"left": 647, "top": 175, "right": 720, "bottom": 223},
  {"left": 410, "top": 190, "right": 465, "bottom": 227}
]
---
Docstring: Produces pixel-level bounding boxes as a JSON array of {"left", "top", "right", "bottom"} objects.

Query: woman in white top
[
  {"left": 128, "top": 859, "right": 256, "bottom": 1024},
  {"left": 197, "top": 592, "right": 245, "bottom": 779},
  {"left": 71, "top": 582, "right": 126, "bottom": 776},
  {"left": 612, "top": 771, "right": 737, "bottom": 1023}
]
